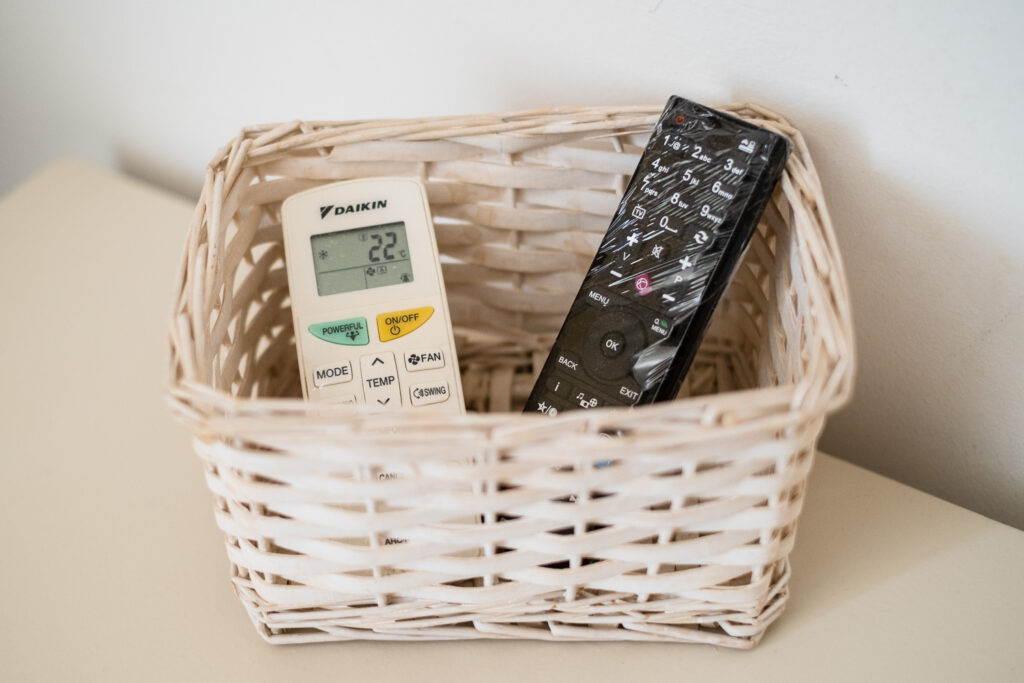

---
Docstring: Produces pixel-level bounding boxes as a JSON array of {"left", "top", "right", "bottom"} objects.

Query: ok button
[{"left": 601, "top": 331, "right": 627, "bottom": 358}]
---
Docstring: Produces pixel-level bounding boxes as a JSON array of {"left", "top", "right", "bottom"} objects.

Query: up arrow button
[{"left": 376, "top": 306, "right": 434, "bottom": 342}]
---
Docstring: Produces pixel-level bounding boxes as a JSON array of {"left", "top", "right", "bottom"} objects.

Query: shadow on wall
[
  {"left": 785, "top": 104, "right": 1024, "bottom": 530},
  {"left": 116, "top": 144, "right": 202, "bottom": 201}
]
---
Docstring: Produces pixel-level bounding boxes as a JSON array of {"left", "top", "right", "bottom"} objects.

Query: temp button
[
  {"left": 377, "top": 306, "right": 434, "bottom": 342},
  {"left": 360, "top": 352, "right": 400, "bottom": 408}
]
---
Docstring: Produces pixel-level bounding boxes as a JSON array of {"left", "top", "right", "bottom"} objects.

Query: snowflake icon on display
[{"left": 318, "top": 250, "right": 328, "bottom": 260}]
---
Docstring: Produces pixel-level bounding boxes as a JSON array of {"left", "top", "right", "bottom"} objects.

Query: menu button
[{"left": 586, "top": 288, "right": 611, "bottom": 307}]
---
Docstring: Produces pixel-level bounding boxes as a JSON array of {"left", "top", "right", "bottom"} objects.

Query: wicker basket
[{"left": 167, "top": 103, "right": 854, "bottom": 648}]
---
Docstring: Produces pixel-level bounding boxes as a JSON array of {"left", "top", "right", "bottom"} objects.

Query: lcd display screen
[{"left": 310, "top": 221, "right": 414, "bottom": 295}]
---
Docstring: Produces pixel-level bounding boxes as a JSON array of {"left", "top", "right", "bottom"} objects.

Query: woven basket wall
[{"left": 167, "top": 104, "right": 854, "bottom": 648}]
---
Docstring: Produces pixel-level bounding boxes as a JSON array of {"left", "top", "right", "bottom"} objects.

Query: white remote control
[{"left": 281, "top": 177, "right": 464, "bottom": 413}]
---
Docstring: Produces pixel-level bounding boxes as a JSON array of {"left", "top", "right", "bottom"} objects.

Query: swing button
[{"left": 377, "top": 306, "right": 433, "bottom": 341}]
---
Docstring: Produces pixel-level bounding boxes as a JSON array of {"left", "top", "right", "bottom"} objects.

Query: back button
[{"left": 553, "top": 350, "right": 584, "bottom": 378}]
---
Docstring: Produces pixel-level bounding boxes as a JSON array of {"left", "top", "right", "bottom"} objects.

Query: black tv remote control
[{"left": 525, "top": 96, "right": 791, "bottom": 416}]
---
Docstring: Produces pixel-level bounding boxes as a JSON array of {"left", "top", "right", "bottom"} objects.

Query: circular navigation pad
[{"left": 582, "top": 307, "right": 646, "bottom": 381}]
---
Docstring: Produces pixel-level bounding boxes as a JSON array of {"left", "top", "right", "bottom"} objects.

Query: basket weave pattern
[{"left": 168, "top": 104, "right": 854, "bottom": 647}]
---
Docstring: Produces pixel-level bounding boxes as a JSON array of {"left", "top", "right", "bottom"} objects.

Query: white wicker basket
[{"left": 167, "top": 103, "right": 854, "bottom": 648}]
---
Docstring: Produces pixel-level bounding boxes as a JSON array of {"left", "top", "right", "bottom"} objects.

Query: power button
[{"left": 376, "top": 306, "right": 433, "bottom": 342}]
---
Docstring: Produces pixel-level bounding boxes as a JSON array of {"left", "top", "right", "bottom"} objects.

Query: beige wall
[{"left": 1, "top": 0, "right": 1021, "bottom": 527}]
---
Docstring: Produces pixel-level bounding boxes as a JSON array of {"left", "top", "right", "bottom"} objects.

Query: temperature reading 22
[{"left": 368, "top": 231, "right": 398, "bottom": 263}]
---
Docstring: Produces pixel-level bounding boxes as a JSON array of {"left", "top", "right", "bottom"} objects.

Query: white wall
[{"left": 2, "top": 0, "right": 1021, "bottom": 527}]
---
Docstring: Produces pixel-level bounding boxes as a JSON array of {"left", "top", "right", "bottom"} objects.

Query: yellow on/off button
[{"left": 377, "top": 306, "right": 434, "bottom": 342}]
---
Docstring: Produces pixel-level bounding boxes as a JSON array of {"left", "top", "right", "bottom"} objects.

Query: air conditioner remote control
[
  {"left": 525, "top": 96, "right": 791, "bottom": 416},
  {"left": 282, "top": 178, "right": 464, "bottom": 413}
]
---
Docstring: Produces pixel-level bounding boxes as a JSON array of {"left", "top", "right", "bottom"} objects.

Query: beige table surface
[{"left": 1, "top": 160, "right": 1022, "bottom": 681}]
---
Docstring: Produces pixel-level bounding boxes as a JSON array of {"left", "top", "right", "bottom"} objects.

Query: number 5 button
[{"left": 377, "top": 306, "right": 433, "bottom": 341}]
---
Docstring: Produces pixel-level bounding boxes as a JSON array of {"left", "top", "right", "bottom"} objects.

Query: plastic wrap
[{"left": 526, "top": 96, "right": 791, "bottom": 415}]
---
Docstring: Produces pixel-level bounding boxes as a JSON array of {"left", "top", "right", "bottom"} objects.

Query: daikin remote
[
  {"left": 525, "top": 96, "right": 791, "bottom": 416},
  {"left": 282, "top": 178, "right": 464, "bottom": 413}
]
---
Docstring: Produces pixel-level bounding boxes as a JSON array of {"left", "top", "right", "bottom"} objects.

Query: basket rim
[{"left": 167, "top": 103, "right": 855, "bottom": 430}]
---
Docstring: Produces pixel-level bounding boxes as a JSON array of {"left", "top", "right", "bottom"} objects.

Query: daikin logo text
[{"left": 319, "top": 200, "right": 388, "bottom": 219}]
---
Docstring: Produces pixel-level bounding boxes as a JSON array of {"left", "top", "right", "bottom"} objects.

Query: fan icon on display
[
  {"left": 408, "top": 354, "right": 420, "bottom": 366},
  {"left": 366, "top": 266, "right": 376, "bottom": 276}
]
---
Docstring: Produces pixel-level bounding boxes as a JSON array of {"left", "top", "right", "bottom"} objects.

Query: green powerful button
[{"left": 308, "top": 317, "right": 369, "bottom": 345}]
